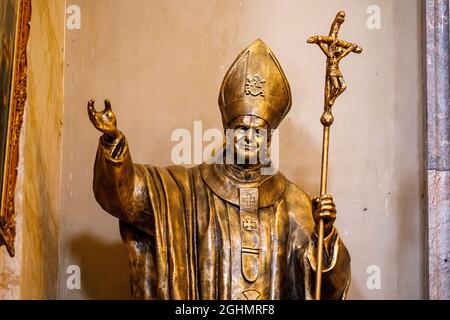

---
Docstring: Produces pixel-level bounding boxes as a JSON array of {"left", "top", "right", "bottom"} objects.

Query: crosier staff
[{"left": 307, "top": 11, "right": 362, "bottom": 300}]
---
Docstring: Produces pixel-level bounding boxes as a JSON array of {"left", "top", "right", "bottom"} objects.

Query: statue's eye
[
  {"left": 236, "top": 128, "right": 246, "bottom": 136},
  {"left": 255, "top": 128, "right": 267, "bottom": 137}
]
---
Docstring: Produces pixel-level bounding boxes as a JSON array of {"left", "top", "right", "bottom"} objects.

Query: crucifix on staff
[
  {"left": 308, "top": 10, "right": 362, "bottom": 300},
  {"left": 308, "top": 11, "right": 363, "bottom": 111}
]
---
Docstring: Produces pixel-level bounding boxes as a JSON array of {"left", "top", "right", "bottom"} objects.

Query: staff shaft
[
  {"left": 309, "top": 10, "right": 361, "bottom": 300},
  {"left": 315, "top": 125, "right": 330, "bottom": 300}
]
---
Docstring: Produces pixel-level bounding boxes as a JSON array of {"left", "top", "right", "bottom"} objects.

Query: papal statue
[{"left": 87, "top": 39, "right": 351, "bottom": 300}]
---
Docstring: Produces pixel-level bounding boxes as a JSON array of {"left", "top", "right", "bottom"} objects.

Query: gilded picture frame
[{"left": 0, "top": 0, "right": 30, "bottom": 257}]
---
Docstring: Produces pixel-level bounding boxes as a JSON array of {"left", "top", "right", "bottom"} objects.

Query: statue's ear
[{"left": 263, "top": 128, "right": 272, "bottom": 146}]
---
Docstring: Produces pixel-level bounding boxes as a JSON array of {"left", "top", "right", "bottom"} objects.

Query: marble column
[{"left": 425, "top": 0, "right": 450, "bottom": 300}]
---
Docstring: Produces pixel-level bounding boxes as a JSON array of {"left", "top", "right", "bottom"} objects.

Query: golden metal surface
[
  {"left": 308, "top": 11, "right": 362, "bottom": 300},
  {"left": 88, "top": 38, "right": 352, "bottom": 300}
]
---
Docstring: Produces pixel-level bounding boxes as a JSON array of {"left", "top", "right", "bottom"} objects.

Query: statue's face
[{"left": 226, "top": 115, "right": 271, "bottom": 166}]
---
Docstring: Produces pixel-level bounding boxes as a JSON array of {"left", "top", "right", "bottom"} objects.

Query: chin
[{"left": 236, "top": 150, "right": 260, "bottom": 165}]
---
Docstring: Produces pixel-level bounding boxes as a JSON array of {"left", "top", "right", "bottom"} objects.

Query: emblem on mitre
[{"left": 245, "top": 74, "right": 266, "bottom": 97}]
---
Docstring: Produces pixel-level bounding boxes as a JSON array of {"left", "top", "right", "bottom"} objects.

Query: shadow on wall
[{"left": 68, "top": 232, "right": 131, "bottom": 299}]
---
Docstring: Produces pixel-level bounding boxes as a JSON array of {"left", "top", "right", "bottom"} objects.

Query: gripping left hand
[{"left": 312, "top": 194, "right": 337, "bottom": 236}]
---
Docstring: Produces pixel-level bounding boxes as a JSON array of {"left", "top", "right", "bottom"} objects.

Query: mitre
[{"left": 218, "top": 39, "right": 292, "bottom": 129}]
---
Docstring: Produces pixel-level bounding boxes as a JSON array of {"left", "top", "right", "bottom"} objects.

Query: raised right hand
[{"left": 87, "top": 99, "right": 119, "bottom": 139}]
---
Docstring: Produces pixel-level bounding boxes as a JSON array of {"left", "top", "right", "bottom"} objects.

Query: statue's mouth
[
  {"left": 237, "top": 143, "right": 258, "bottom": 152},
  {"left": 245, "top": 145, "right": 258, "bottom": 151}
]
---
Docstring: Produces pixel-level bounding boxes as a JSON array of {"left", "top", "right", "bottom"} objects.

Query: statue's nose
[{"left": 245, "top": 129, "right": 256, "bottom": 141}]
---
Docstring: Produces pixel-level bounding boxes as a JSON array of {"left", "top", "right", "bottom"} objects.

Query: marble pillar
[{"left": 425, "top": 0, "right": 450, "bottom": 300}]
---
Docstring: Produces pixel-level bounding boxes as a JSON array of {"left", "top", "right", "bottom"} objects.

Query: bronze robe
[{"left": 93, "top": 133, "right": 351, "bottom": 300}]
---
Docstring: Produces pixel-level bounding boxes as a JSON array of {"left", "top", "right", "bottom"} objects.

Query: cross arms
[{"left": 307, "top": 36, "right": 363, "bottom": 54}]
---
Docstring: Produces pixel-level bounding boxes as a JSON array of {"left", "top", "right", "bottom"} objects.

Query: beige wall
[
  {"left": 60, "top": 0, "right": 424, "bottom": 299},
  {"left": 0, "top": 0, "right": 65, "bottom": 299}
]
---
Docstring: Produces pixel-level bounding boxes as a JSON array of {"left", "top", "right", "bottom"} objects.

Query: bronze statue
[{"left": 87, "top": 12, "right": 360, "bottom": 300}]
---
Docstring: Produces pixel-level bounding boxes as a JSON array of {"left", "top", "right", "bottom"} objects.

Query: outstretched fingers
[
  {"left": 104, "top": 99, "right": 112, "bottom": 112},
  {"left": 87, "top": 99, "right": 98, "bottom": 119},
  {"left": 87, "top": 99, "right": 95, "bottom": 111}
]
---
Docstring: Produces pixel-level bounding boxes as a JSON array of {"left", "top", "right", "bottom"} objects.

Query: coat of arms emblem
[{"left": 245, "top": 74, "right": 266, "bottom": 97}]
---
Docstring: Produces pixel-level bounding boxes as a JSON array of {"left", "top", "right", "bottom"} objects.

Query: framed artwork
[{"left": 0, "top": 0, "right": 30, "bottom": 257}]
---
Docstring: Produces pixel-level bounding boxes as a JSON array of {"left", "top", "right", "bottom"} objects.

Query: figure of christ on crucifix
[{"left": 307, "top": 11, "right": 362, "bottom": 109}]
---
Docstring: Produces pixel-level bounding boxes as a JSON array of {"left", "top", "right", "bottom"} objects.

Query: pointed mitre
[{"left": 218, "top": 39, "right": 292, "bottom": 129}]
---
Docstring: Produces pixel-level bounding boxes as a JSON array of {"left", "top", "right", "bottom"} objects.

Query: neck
[{"left": 223, "top": 162, "right": 263, "bottom": 182}]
